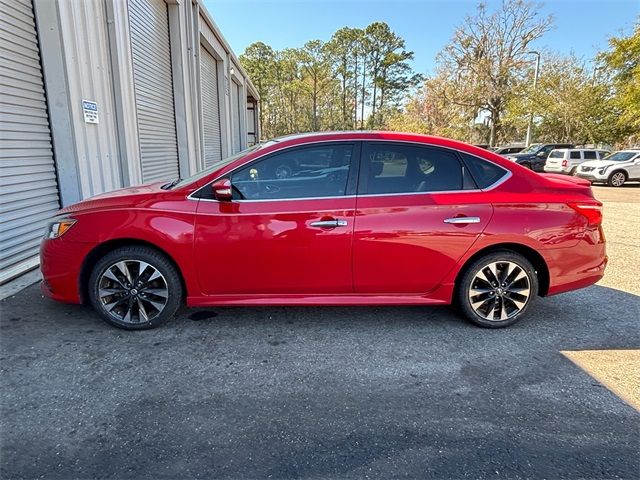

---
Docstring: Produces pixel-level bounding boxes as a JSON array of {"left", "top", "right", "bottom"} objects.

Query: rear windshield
[{"left": 548, "top": 151, "right": 564, "bottom": 158}]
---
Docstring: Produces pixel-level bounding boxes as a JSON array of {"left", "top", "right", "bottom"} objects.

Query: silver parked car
[
  {"left": 544, "top": 148, "right": 610, "bottom": 175},
  {"left": 576, "top": 149, "right": 640, "bottom": 187}
]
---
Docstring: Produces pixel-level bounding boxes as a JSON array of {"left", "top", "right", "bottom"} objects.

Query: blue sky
[{"left": 203, "top": 0, "right": 638, "bottom": 74}]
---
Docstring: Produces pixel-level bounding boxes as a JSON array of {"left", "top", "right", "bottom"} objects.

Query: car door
[
  {"left": 628, "top": 153, "right": 640, "bottom": 179},
  {"left": 352, "top": 143, "right": 495, "bottom": 294},
  {"left": 583, "top": 150, "right": 598, "bottom": 166},
  {"left": 193, "top": 142, "right": 359, "bottom": 295},
  {"left": 569, "top": 150, "right": 582, "bottom": 170}
]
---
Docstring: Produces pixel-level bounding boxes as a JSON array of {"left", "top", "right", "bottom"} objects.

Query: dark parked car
[
  {"left": 493, "top": 146, "right": 525, "bottom": 155},
  {"left": 507, "top": 143, "right": 574, "bottom": 172}
]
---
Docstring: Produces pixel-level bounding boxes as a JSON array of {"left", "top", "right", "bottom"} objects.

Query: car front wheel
[
  {"left": 455, "top": 251, "right": 538, "bottom": 328},
  {"left": 607, "top": 171, "right": 626, "bottom": 187},
  {"left": 88, "top": 246, "right": 183, "bottom": 330}
]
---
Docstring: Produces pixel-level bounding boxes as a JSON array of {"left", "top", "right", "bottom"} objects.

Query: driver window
[{"left": 231, "top": 144, "right": 354, "bottom": 200}]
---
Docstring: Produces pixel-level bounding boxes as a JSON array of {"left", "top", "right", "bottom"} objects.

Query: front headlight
[{"left": 45, "top": 218, "right": 76, "bottom": 239}]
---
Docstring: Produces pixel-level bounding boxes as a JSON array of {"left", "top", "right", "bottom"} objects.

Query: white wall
[{"left": 36, "top": 0, "right": 259, "bottom": 205}]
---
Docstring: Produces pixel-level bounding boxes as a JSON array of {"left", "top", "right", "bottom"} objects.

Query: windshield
[
  {"left": 602, "top": 151, "right": 637, "bottom": 162},
  {"left": 170, "top": 143, "right": 272, "bottom": 189},
  {"left": 519, "top": 143, "right": 542, "bottom": 154}
]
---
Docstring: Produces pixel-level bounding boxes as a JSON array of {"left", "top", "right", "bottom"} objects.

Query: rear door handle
[
  {"left": 444, "top": 216, "right": 481, "bottom": 224},
  {"left": 310, "top": 219, "right": 348, "bottom": 228}
]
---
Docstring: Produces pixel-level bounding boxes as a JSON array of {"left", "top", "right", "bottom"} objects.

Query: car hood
[
  {"left": 579, "top": 160, "right": 625, "bottom": 169},
  {"left": 507, "top": 153, "right": 536, "bottom": 161},
  {"left": 58, "top": 181, "right": 168, "bottom": 215}
]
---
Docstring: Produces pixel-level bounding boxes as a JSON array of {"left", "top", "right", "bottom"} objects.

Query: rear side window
[
  {"left": 360, "top": 144, "right": 468, "bottom": 194},
  {"left": 583, "top": 151, "right": 597, "bottom": 159},
  {"left": 570, "top": 151, "right": 581, "bottom": 159},
  {"left": 460, "top": 153, "right": 509, "bottom": 189}
]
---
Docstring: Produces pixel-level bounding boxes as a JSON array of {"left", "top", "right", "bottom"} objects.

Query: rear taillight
[
  {"left": 567, "top": 202, "right": 603, "bottom": 226},
  {"left": 561, "top": 159, "right": 568, "bottom": 167}
]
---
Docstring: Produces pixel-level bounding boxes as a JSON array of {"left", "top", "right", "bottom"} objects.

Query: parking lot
[{"left": 1, "top": 186, "right": 639, "bottom": 479}]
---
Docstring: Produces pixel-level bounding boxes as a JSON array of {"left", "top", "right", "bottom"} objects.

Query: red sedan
[{"left": 40, "top": 132, "right": 607, "bottom": 329}]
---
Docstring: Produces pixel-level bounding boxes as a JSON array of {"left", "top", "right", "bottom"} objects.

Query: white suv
[
  {"left": 544, "top": 148, "right": 609, "bottom": 175},
  {"left": 576, "top": 150, "right": 640, "bottom": 187}
]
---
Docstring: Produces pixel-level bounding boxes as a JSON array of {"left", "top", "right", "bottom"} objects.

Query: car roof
[
  {"left": 180, "top": 130, "right": 550, "bottom": 192},
  {"left": 269, "top": 130, "right": 494, "bottom": 156}
]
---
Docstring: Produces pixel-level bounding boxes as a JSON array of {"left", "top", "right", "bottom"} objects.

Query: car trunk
[{"left": 539, "top": 173, "right": 595, "bottom": 198}]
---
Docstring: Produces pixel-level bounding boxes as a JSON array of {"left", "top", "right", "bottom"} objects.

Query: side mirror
[
  {"left": 536, "top": 151, "right": 547, "bottom": 158},
  {"left": 211, "top": 178, "right": 232, "bottom": 201}
]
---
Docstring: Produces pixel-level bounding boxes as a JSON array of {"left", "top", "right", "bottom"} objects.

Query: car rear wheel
[
  {"left": 607, "top": 171, "right": 626, "bottom": 187},
  {"left": 88, "top": 246, "right": 182, "bottom": 330},
  {"left": 455, "top": 251, "right": 538, "bottom": 328}
]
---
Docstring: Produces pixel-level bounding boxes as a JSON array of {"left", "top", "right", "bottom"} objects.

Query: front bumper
[
  {"left": 40, "top": 237, "right": 96, "bottom": 304},
  {"left": 576, "top": 172, "right": 606, "bottom": 183}
]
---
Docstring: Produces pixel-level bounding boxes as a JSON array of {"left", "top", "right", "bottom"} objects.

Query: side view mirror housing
[
  {"left": 212, "top": 178, "right": 232, "bottom": 201},
  {"left": 536, "top": 151, "right": 547, "bottom": 158}
]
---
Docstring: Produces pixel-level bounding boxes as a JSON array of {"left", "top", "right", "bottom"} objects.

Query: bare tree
[{"left": 438, "top": 0, "right": 552, "bottom": 145}]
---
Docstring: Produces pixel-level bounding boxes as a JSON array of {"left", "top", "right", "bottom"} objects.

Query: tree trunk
[
  {"left": 371, "top": 75, "right": 378, "bottom": 127},
  {"left": 353, "top": 53, "right": 359, "bottom": 128},
  {"left": 341, "top": 58, "right": 347, "bottom": 127},
  {"left": 360, "top": 62, "right": 366, "bottom": 129}
]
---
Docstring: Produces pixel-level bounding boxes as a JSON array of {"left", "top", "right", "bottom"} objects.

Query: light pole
[{"left": 524, "top": 51, "right": 540, "bottom": 147}]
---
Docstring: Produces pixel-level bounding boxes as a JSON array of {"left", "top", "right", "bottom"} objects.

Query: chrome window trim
[{"left": 186, "top": 138, "right": 513, "bottom": 204}]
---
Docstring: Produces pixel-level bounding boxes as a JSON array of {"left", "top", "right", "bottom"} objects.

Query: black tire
[
  {"left": 455, "top": 250, "right": 538, "bottom": 328},
  {"left": 569, "top": 167, "right": 578, "bottom": 176},
  {"left": 88, "top": 246, "right": 183, "bottom": 330},
  {"left": 607, "top": 170, "right": 626, "bottom": 187}
]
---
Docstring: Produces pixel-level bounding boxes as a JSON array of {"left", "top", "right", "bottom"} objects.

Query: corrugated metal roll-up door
[
  {"left": 128, "top": 0, "right": 179, "bottom": 182},
  {"left": 0, "top": 0, "right": 60, "bottom": 283},
  {"left": 230, "top": 81, "right": 241, "bottom": 154},
  {"left": 199, "top": 46, "right": 222, "bottom": 167}
]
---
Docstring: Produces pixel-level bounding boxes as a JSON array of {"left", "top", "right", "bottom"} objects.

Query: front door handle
[
  {"left": 310, "top": 219, "right": 348, "bottom": 228},
  {"left": 444, "top": 216, "right": 481, "bottom": 224}
]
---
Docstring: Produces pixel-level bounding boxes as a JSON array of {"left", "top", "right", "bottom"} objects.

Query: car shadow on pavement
[
  {"left": 1, "top": 283, "right": 638, "bottom": 480},
  {"left": 1, "top": 283, "right": 638, "bottom": 346}
]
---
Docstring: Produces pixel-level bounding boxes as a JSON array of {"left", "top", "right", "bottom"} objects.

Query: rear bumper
[
  {"left": 542, "top": 227, "right": 607, "bottom": 296},
  {"left": 40, "top": 238, "right": 96, "bottom": 304},
  {"left": 544, "top": 165, "right": 570, "bottom": 174}
]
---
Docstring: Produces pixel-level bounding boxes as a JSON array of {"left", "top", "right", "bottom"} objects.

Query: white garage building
[{"left": 0, "top": 0, "right": 260, "bottom": 283}]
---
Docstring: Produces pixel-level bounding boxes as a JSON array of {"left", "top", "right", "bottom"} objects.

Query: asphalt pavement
[{"left": 1, "top": 186, "right": 638, "bottom": 480}]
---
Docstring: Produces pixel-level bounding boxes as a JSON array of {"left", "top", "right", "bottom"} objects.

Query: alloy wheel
[
  {"left": 611, "top": 172, "right": 625, "bottom": 187},
  {"left": 97, "top": 260, "right": 168, "bottom": 324},
  {"left": 468, "top": 261, "right": 531, "bottom": 321}
]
